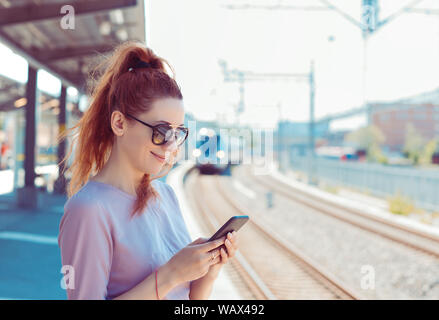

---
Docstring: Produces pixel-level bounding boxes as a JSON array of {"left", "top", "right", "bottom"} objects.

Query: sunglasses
[{"left": 125, "top": 113, "right": 189, "bottom": 146}]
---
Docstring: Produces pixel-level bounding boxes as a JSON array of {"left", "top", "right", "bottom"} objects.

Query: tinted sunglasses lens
[
  {"left": 153, "top": 126, "right": 187, "bottom": 145},
  {"left": 152, "top": 126, "right": 168, "bottom": 144},
  {"left": 175, "top": 129, "right": 188, "bottom": 145}
]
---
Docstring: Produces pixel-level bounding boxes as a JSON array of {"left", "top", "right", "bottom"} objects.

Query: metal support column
[
  {"left": 17, "top": 65, "right": 38, "bottom": 209},
  {"left": 308, "top": 60, "right": 317, "bottom": 185},
  {"left": 54, "top": 85, "right": 67, "bottom": 194}
]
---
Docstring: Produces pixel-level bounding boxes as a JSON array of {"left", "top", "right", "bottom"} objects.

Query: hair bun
[{"left": 128, "top": 59, "right": 152, "bottom": 72}]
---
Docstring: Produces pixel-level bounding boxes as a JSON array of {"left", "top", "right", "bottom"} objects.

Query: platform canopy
[
  {"left": 0, "top": 75, "right": 25, "bottom": 112},
  {"left": 0, "top": 74, "right": 82, "bottom": 114},
  {"left": 0, "top": 0, "right": 146, "bottom": 92}
]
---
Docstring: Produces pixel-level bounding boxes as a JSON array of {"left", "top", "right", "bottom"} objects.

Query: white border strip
[{"left": 0, "top": 231, "right": 58, "bottom": 245}]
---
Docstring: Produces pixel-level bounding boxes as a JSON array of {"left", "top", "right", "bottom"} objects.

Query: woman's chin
[{"left": 145, "top": 163, "right": 166, "bottom": 176}]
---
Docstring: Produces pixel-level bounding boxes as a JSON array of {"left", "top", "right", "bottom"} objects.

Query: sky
[
  {"left": 147, "top": 0, "right": 439, "bottom": 129},
  {"left": 0, "top": 0, "right": 438, "bottom": 131}
]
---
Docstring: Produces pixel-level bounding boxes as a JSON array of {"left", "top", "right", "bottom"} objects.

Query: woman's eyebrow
[{"left": 155, "top": 120, "right": 185, "bottom": 126}]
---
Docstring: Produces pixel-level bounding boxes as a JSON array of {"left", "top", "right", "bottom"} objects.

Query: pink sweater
[{"left": 57, "top": 179, "right": 192, "bottom": 300}]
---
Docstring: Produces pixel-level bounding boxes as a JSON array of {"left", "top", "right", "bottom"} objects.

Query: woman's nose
[{"left": 162, "top": 135, "right": 178, "bottom": 153}]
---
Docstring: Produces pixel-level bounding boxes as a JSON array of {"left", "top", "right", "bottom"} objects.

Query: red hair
[{"left": 57, "top": 41, "right": 183, "bottom": 218}]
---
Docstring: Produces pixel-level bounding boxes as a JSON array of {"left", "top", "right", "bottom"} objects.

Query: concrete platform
[{"left": 0, "top": 189, "right": 67, "bottom": 300}]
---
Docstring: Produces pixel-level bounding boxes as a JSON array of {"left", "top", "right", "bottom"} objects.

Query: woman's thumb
[{"left": 190, "top": 237, "right": 207, "bottom": 245}]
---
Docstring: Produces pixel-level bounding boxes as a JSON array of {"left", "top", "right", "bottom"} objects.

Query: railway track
[
  {"left": 184, "top": 169, "right": 362, "bottom": 300},
  {"left": 239, "top": 165, "right": 439, "bottom": 259}
]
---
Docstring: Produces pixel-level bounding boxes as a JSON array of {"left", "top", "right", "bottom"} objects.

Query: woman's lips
[{"left": 151, "top": 151, "right": 165, "bottom": 162}]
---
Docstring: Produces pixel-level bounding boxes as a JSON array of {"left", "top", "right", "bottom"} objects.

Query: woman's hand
[
  {"left": 201, "top": 231, "right": 240, "bottom": 280},
  {"left": 187, "top": 232, "right": 240, "bottom": 300},
  {"left": 165, "top": 236, "right": 226, "bottom": 284}
]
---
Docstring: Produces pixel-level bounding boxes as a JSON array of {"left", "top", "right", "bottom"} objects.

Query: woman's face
[{"left": 117, "top": 97, "right": 185, "bottom": 176}]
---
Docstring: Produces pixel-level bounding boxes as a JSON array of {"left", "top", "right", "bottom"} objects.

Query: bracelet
[{"left": 155, "top": 269, "right": 160, "bottom": 300}]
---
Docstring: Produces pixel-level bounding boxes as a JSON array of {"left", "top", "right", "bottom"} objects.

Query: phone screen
[{"left": 208, "top": 215, "right": 249, "bottom": 242}]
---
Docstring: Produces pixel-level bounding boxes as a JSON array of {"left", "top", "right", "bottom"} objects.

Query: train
[{"left": 192, "top": 127, "right": 233, "bottom": 175}]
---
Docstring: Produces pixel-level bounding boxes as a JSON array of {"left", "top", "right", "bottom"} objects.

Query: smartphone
[{"left": 208, "top": 215, "right": 249, "bottom": 242}]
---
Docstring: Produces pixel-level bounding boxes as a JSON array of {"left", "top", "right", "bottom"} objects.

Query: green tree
[
  {"left": 345, "top": 125, "right": 387, "bottom": 163},
  {"left": 419, "top": 138, "right": 437, "bottom": 165},
  {"left": 403, "top": 123, "right": 425, "bottom": 165}
]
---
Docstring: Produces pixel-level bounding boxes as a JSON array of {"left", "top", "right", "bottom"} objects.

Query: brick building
[{"left": 370, "top": 88, "right": 439, "bottom": 152}]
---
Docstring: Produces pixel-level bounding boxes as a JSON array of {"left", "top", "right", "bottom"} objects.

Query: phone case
[{"left": 208, "top": 215, "right": 249, "bottom": 242}]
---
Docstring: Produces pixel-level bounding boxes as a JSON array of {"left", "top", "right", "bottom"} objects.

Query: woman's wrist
[
  {"left": 189, "top": 272, "right": 217, "bottom": 300},
  {"left": 159, "top": 261, "right": 182, "bottom": 291},
  {"left": 206, "top": 263, "right": 223, "bottom": 279},
  {"left": 205, "top": 270, "right": 220, "bottom": 281},
  {"left": 113, "top": 262, "right": 181, "bottom": 300}
]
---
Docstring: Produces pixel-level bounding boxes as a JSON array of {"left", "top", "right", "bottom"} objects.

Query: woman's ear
[{"left": 110, "top": 111, "right": 127, "bottom": 137}]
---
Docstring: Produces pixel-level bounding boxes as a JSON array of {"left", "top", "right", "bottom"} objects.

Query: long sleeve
[{"left": 58, "top": 200, "right": 113, "bottom": 300}]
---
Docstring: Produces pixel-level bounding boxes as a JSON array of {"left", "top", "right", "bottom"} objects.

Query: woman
[{"left": 57, "top": 41, "right": 239, "bottom": 300}]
